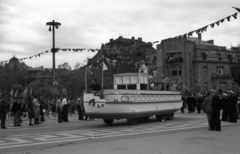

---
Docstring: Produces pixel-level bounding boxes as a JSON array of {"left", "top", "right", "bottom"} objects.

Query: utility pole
[{"left": 46, "top": 20, "right": 61, "bottom": 93}]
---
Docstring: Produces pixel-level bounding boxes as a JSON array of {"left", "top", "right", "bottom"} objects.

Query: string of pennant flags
[
  {"left": 1, "top": 7, "right": 239, "bottom": 65},
  {"left": 166, "top": 7, "right": 240, "bottom": 40},
  {"left": 0, "top": 48, "right": 99, "bottom": 64}
]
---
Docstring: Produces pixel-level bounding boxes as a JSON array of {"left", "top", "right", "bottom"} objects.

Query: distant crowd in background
[{"left": 181, "top": 89, "right": 240, "bottom": 131}]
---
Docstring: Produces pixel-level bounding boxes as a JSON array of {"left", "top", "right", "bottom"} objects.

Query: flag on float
[
  {"left": 102, "top": 60, "right": 108, "bottom": 71},
  {"left": 87, "top": 66, "right": 93, "bottom": 75},
  {"left": 97, "top": 56, "right": 109, "bottom": 71}
]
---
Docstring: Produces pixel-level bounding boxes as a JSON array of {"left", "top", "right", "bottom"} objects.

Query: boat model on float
[{"left": 83, "top": 72, "right": 182, "bottom": 125}]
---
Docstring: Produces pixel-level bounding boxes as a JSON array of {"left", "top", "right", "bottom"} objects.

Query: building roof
[{"left": 187, "top": 37, "right": 216, "bottom": 46}]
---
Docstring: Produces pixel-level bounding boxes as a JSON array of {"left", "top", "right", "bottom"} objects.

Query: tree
[
  {"left": 58, "top": 62, "right": 71, "bottom": 70},
  {"left": 0, "top": 57, "right": 28, "bottom": 95}
]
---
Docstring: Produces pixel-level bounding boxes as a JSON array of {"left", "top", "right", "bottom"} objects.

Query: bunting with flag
[
  {"left": 233, "top": 7, "right": 240, "bottom": 13},
  {"left": 0, "top": 48, "right": 99, "bottom": 64},
  {"left": 165, "top": 8, "right": 239, "bottom": 41}
]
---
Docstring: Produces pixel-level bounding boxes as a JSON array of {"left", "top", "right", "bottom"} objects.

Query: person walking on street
[
  {"left": 62, "top": 95, "right": 69, "bottom": 122},
  {"left": 77, "top": 95, "right": 84, "bottom": 120},
  {"left": 186, "top": 94, "right": 192, "bottom": 113},
  {"left": 203, "top": 91, "right": 213, "bottom": 130},
  {"left": 33, "top": 95, "right": 40, "bottom": 125},
  {"left": 12, "top": 97, "right": 22, "bottom": 127},
  {"left": 56, "top": 96, "right": 63, "bottom": 123},
  {"left": 0, "top": 93, "right": 9, "bottom": 129},
  {"left": 39, "top": 96, "right": 45, "bottom": 123},
  {"left": 196, "top": 94, "right": 203, "bottom": 113},
  {"left": 27, "top": 96, "right": 34, "bottom": 126},
  {"left": 181, "top": 96, "right": 185, "bottom": 113},
  {"left": 210, "top": 89, "right": 221, "bottom": 131}
]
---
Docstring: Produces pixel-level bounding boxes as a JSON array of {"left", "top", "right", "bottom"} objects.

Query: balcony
[
  {"left": 165, "top": 57, "right": 183, "bottom": 64},
  {"left": 211, "top": 74, "right": 232, "bottom": 80}
]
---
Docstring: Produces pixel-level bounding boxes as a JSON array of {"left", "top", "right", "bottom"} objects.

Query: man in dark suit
[
  {"left": 227, "top": 90, "right": 238, "bottom": 123},
  {"left": 0, "top": 93, "right": 9, "bottom": 129},
  {"left": 210, "top": 89, "right": 221, "bottom": 131}
]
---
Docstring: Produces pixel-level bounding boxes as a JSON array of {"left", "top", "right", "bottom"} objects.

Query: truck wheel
[
  {"left": 156, "top": 114, "right": 167, "bottom": 121},
  {"left": 103, "top": 119, "right": 114, "bottom": 125},
  {"left": 127, "top": 118, "right": 139, "bottom": 125},
  {"left": 167, "top": 113, "right": 174, "bottom": 120}
]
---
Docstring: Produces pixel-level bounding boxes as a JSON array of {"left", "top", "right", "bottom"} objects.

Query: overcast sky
[{"left": 0, "top": 0, "right": 240, "bottom": 69}]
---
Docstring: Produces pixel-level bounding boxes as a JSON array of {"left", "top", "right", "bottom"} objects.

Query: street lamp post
[{"left": 46, "top": 20, "right": 61, "bottom": 87}]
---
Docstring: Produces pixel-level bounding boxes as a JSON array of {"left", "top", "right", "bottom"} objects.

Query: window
[
  {"left": 127, "top": 84, "right": 137, "bottom": 90},
  {"left": 153, "top": 56, "right": 157, "bottom": 63},
  {"left": 166, "top": 52, "right": 183, "bottom": 63},
  {"left": 220, "top": 83, "right": 226, "bottom": 92},
  {"left": 178, "top": 70, "right": 182, "bottom": 76},
  {"left": 140, "top": 84, "right": 147, "bottom": 90},
  {"left": 137, "top": 52, "right": 141, "bottom": 57},
  {"left": 171, "top": 66, "right": 182, "bottom": 76},
  {"left": 237, "top": 55, "right": 240, "bottom": 62},
  {"left": 201, "top": 53, "right": 207, "bottom": 60},
  {"left": 203, "top": 83, "right": 208, "bottom": 92},
  {"left": 203, "top": 67, "right": 207, "bottom": 76},
  {"left": 228, "top": 55, "right": 233, "bottom": 62},
  {"left": 217, "top": 67, "right": 224, "bottom": 75},
  {"left": 172, "top": 70, "right": 178, "bottom": 76},
  {"left": 217, "top": 53, "right": 222, "bottom": 61},
  {"left": 117, "top": 85, "right": 126, "bottom": 89}
]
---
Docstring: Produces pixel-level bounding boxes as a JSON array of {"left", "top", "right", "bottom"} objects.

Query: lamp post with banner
[{"left": 46, "top": 20, "right": 61, "bottom": 95}]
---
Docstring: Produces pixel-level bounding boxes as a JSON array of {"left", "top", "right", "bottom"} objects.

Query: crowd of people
[
  {"left": 0, "top": 93, "right": 89, "bottom": 129},
  {"left": 1, "top": 78, "right": 240, "bottom": 130},
  {"left": 181, "top": 89, "right": 240, "bottom": 131},
  {"left": 0, "top": 79, "right": 103, "bottom": 129}
]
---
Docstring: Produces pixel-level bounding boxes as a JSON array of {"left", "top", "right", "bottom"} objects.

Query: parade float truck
[{"left": 83, "top": 73, "right": 182, "bottom": 125}]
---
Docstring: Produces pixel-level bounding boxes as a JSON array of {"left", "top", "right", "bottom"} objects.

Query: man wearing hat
[
  {"left": 221, "top": 93, "right": 229, "bottom": 121},
  {"left": 227, "top": 90, "right": 238, "bottom": 123},
  {"left": 0, "top": 93, "right": 9, "bottom": 129},
  {"left": 210, "top": 89, "right": 221, "bottom": 131}
]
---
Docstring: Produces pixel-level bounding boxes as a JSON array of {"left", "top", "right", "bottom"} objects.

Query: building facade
[
  {"left": 156, "top": 34, "right": 240, "bottom": 93},
  {"left": 89, "top": 36, "right": 157, "bottom": 74}
]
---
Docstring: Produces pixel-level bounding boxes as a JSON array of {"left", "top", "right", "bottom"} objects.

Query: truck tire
[{"left": 103, "top": 119, "right": 114, "bottom": 125}]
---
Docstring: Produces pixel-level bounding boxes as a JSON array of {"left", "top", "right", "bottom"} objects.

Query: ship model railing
[{"left": 103, "top": 89, "right": 180, "bottom": 95}]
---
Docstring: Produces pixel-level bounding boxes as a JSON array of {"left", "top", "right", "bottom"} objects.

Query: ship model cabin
[
  {"left": 112, "top": 72, "right": 172, "bottom": 91},
  {"left": 114, "top": 73, "right": 149, "bottom": 90}
]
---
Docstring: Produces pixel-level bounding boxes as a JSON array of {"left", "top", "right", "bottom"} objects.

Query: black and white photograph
[{"left": 0, "top": 0, "right": 240, "bottom": 154}]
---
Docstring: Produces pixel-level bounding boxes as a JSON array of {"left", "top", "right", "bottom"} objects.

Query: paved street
[{"left": 0, "top": 111, "right": 239, "bottom": 154}]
